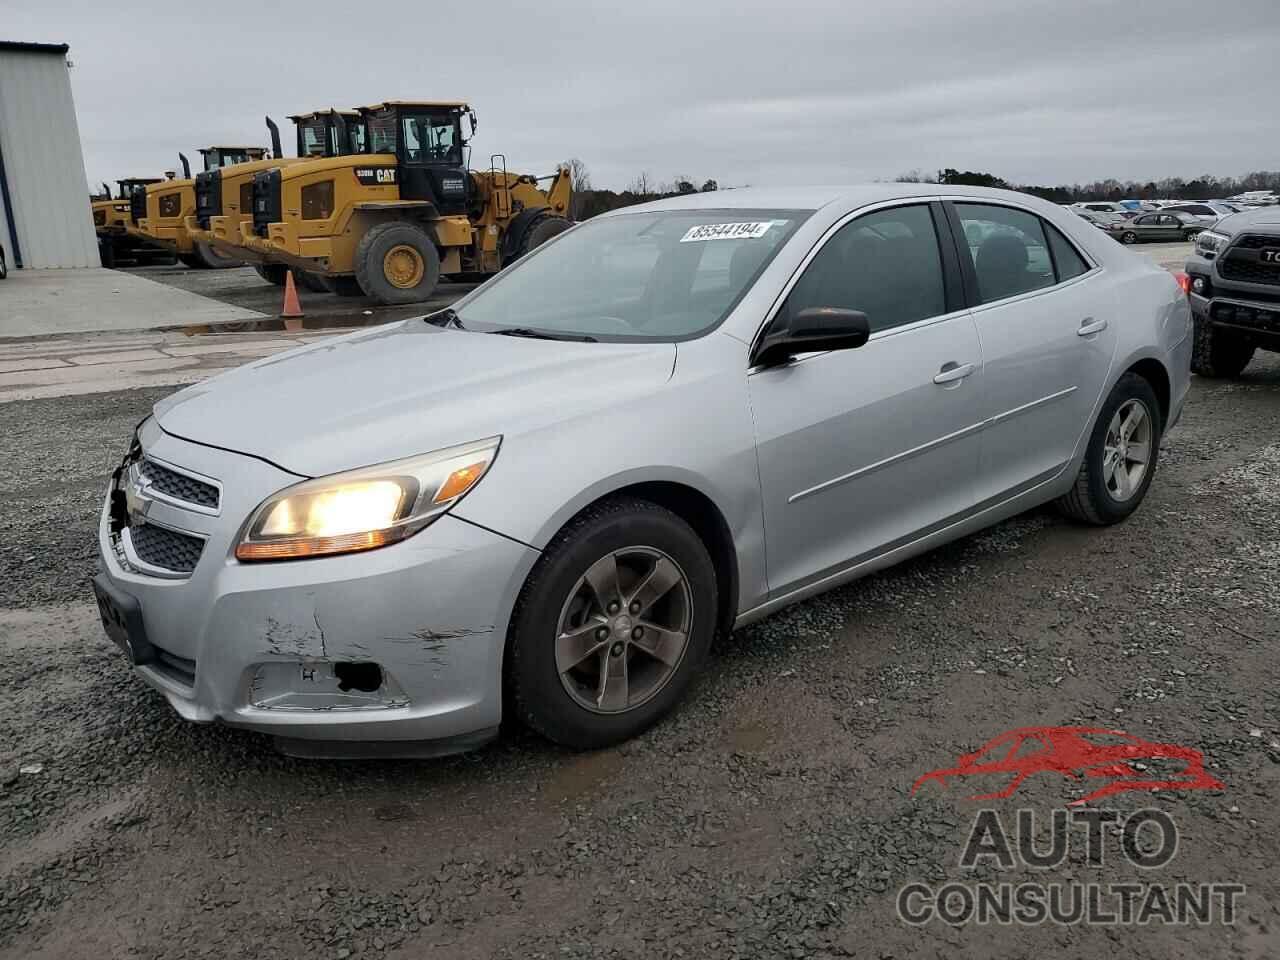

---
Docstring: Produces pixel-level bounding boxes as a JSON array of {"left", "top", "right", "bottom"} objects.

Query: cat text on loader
[
  {"left": 240, "top": 101, "right": 572, "bottom": 303},
  {"left": 136, "top": 147, "right": 268, "bottom": 269},
  {"left": 198, "top": 110, "right": 367, "bottom": 290}
]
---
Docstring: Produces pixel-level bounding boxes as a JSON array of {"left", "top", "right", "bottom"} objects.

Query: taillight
[{"left": 1174, "top": 272, "right": 1192, "bottom": 295}]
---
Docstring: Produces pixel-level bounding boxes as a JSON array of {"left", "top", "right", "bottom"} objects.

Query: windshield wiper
[
  {"left": 424, "top": 307, "right": 465, "bottom": 330},
  {"left": 491, "top": 327, "right": 598, "bottom": 343}
]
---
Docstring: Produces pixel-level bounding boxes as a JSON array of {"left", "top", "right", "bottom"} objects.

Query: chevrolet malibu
[{"left": 93, "top": 185, "right": 1192, "bottom": 757}]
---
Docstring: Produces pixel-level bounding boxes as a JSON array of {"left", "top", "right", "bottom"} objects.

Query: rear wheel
[
  {"left": 1121, "top": 231, "right": 1138, "bottom": 244},
  {"left": 320, "top": 275, "right": 365, "bottom": 297},
  {"left": 354, "top": 222, "right": 441, "bottom": 305},
  {"left": 190, "top": 240, "right": 242, "bottom": 269},
  {"left": 510, "top": 497, "right": 717, "bottom": 749},
  {"left": 1056, "top": 373, "right": 1161, "bottom": 526},
  {"left": 254, "top": 264, "right": 289, "bottom": 286},
  {"left": 515, "top": 214, "right": 572, "bottom": 260},
  {"left": 1184, "top": 229, "right": 1202, "bottom": 241},
  {"left": 1190, "top": 314, "right": 1254, "bottom": 378}
]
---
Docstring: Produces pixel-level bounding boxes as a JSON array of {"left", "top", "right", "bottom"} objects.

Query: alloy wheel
[
  {"left": 554, "top": 547, "right": 693, "bottom": 714},
  {"left": 1103, "top": 398, "right": 1153, "bottom": 502}
]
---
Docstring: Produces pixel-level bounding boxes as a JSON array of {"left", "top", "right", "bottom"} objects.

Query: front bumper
[
  {"left": 1186, "top": 256, "right": 1280, "bottom": 351},
  {"left": 207, "top": 216, "right": 268, "bottom": 263},
  {"left": 95, "top": 419, "right": 539, "bottom": 752},
  {"left": 238, "top": 220, "right": 333, "bottom": 272}
]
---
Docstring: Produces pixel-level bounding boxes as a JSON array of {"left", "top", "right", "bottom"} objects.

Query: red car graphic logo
[{"left": 912, "top": 726, "right": 1225, "bottom": 805}]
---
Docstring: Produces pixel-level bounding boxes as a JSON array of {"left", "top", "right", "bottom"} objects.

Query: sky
[{"left": 7, "top": 0, "right": 1280, "bottom": 192}]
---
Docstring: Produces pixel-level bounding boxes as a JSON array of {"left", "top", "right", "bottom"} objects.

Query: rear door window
[
  {"left": 954, "top": 203, "right": 1056, "bottom": 304},
  {"left": 1045, "top": 224, "right": 1090, "bottom": 282}
]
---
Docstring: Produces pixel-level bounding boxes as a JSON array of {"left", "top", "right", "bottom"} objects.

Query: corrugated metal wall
[{"left": 0, "top": 48, "right": 98, "bottom": 269}]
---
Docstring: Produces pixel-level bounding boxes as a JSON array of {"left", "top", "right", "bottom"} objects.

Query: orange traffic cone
[{"left": 279, "top": 270, "right": 303, "bottom": 318}]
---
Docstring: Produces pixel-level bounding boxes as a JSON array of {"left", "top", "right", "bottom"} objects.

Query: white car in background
[{"left": 1161, "top": 202, "right": 1228, "bottom": 225}]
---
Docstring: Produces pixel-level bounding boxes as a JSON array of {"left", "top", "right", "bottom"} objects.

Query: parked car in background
[
  {"left": 1184, "top": 206, "right": 1280, "bottom": 377},
  {"left": 1161, "top": 202, "right": 1225, "bottom": 225},
  {"left": 1107, "top": 211, "right": 1204, "bottom": 244},
  {"left": 1227, "top": 191, "right": 1278, "bottom": 208},
  {"left": 91, "top": 184, "right": 1192, "bottom": 757},
  {"left": 1073, "top": 201, "right": 1133, "bottom": 219},
  {"left": 1073, "top": 209, "right": 1118, "bottom": 230}
]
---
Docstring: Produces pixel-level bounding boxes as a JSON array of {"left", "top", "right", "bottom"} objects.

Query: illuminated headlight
[
  {"left": 1195, "top": 230, "right": 1230, "bottom": 256},
  {"left": 236, "top": 437, "right": 500, "bottom": 561}
]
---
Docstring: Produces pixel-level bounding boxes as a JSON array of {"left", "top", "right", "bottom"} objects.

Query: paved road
[{"left": 6, "top": 241, "right": 1279, "bottom": 959}]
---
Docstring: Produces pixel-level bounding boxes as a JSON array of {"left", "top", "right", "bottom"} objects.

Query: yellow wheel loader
[
  {"left": 135, "top": 147, "right": 268, "bottom": 269},
  {"left": 92, "top": 178, "right": 173, "bottom": 267},
  {"left": 194, "top": 111, "right": 366, "bottom": 290},
  {"left": 239, "top": 101, "right": 572, "bottom": 304}
]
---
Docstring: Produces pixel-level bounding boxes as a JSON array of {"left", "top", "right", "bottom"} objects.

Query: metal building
[{"left": 0, "top": 41, "right": 98, "bottom": 270}]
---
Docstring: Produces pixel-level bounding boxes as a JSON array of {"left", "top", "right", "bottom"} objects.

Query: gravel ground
[{"left": 1, "top": 353, "right": 1278, "bottom": 959}]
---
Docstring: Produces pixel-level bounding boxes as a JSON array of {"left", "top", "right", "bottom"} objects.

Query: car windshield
[{"left": 451, "top": 208, "right": 810, "bottom": 342}]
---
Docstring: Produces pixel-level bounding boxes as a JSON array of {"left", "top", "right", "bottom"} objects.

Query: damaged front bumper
[{"left": 94, "top": 419, "right": 539, "bottom": 756}]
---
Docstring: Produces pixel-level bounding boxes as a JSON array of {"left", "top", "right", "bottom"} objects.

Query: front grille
[
  {"left": 194, "top": 171, "right": 222, "bottom": 229},
  {"left": 1218, "top": 235, "right": 1280, "bottom": 286},
  {"left": 129, "top": 523, "right": 204, "bottom": 574},
  {"left": 1230, "top": 234, "right": 1280, "bottom": 250},
  {"left": 141, "top": 460, "right": 219, "bottom": 509},
  {"left": 1211, "top": 301, "right": 1280, "bottom": 335},
  {"left": 151, "top": 647, "right": 197, "bottom": 688},
  {"left": 129, "top": 189, "right": 147, "bottom": 225},
  {"left": 252, "top": 169, "right": 282, "bottom": 236}
]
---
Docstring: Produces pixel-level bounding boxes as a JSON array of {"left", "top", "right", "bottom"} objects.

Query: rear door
[
  {"left": 749, "top": 202, "right": 985, "bottom": 595},
  {"left": 947, "top": 201, "right": 1118, "bottom": 503}
]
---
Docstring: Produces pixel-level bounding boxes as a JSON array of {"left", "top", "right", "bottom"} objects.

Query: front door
[
  {"left": 749, "top": 203, "right": 985, "bottom": 596},
  {"left": 949, "top": 202, "right": 1119, "bottom": 503},
  {"left": 398, "top": 111, "right": 468, "bottom": 216}
]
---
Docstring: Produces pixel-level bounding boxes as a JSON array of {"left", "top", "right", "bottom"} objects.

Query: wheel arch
[{"left": 1120, "top": 353, "right": 1171, "bottom": 430}]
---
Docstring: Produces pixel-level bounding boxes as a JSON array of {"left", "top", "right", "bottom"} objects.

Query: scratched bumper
[{"left": 95, "top": 420, "right": 538, "bottom": 749}]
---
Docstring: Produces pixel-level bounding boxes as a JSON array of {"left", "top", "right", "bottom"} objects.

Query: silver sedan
[{"left": 92, "top": 184, "right": 1192, "bottom": 757}]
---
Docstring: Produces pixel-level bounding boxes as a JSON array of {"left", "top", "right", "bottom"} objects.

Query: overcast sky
[{"left": 8, "top": 0, "right": 1280, "bottom": 191}]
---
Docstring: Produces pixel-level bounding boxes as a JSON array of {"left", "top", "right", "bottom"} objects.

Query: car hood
[{"left": 154, "top": 320, "right": 676, "bottom": 477}]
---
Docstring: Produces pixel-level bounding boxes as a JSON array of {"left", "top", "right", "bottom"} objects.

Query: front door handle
[
  {"left": 1078, "top": 317, "right": 1109, "bottom": 337},
  {"left": 933, "top": 361, "right": 976, "bottom": 385}
]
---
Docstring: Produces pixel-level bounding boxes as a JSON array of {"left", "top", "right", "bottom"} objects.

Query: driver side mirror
[{"left": 753, "top": 307, "right": 871, "bottom": 367}]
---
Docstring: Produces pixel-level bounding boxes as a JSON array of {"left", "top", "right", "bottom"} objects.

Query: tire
[
  {"left": 1184, "top": 230, "right": 1202, "bottom": 242},
  {"left": 190, "top": 240, "right": 242, "bottom": 269},
  {"left": 354, "top": 221, "right": 441, "bottom": 305},
  {"left": 1190, "top": 314, "right": 1254, "bottom": 378},
  {"left": 296, "top": 271, "right": 329, "bottom": 293},
  {"left": 254, "top": 263, "right": 290, "bottom": 286},
  {"left": 515, "top": 214, "right": 572, "bottom": 259},
  {"left": 1121, "top": 231, "right": 1138, "bottom": 244},
  {"left": 509, "top": 497, "right": 718, "bottom": 749},
  {"left": 1056, "top": 372, "right": 1162, "bottom": 526},
  {"left": 98, "top": 238, "right": 116, "bottom": 269},
  {"left": 320, "top": 275, "right": 365, "bottom": 297},
  {"left": 177, "top": 253, "right": 206, "bottom": 269},
  {"left": 0, "top": 244, "right": 6, "bottom": 279}
]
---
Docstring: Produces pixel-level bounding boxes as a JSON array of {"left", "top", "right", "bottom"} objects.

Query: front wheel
[
  {"left": 319, "top": 275, "right": 365, "bottom": 297},
  {"left": 1190, "top": 314, "right": 1254, "bottom": 378},
  {"left": 1056, "top": 373, "right": 1161, "bottom": 526},
  {"left": 253, "top": 263, "right": 289, "bottom": 286},
  {"left": 509, "top": 497, "right": 717, "bottom": 749}
]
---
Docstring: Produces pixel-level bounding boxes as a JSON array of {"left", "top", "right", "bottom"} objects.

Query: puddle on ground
[
  {"left": 163, "top": 314, "right": 404, "bottom": 337},
  {"left": 541, "top": 749, "right": 626, "bottom": 804}
]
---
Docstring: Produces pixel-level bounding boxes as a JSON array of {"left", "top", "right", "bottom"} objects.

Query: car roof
[{"left": 605, "top": 183, "right": 1075, "bottom": 217}]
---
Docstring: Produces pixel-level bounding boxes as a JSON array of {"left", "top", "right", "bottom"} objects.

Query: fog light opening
[{"left": 334, "top": 662, "right": 383, "bottom": 693}]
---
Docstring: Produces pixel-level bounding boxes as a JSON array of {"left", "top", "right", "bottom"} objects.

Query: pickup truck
[{"left": 1184, "top": 207, "right": 1280, "bottom": 377}]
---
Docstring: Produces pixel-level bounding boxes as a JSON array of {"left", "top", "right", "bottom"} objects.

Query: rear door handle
[
  {"left": 1077, "top": 317, "right": 1108, "bottom": 336},
  {"left": 933, "top": 361, "right": 976, "bottom": 385}
]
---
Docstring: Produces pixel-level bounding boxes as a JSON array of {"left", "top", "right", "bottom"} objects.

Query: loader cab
[
  {"left": 291, "top": 111, "right": 366, "bottom": 158},
  {"left": 117, "top": 178, "right": 160, "bottom": 200},
  {"left": 198, "top": 146, "right": 267, "bottom": 172},
  {"left": 359, "top": 101, "right": 472, "bottom": 217}
]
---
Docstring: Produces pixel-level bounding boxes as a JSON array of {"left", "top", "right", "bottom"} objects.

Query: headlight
[
  {"left": 1195, "top": 230, "right": 1230, "bottom": 256},
  {"left": 236, "top": 437, "right": 500, "bottom": 561}
]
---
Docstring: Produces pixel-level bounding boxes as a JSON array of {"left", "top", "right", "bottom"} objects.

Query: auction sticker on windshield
[{"left": 680, "top": 221, "right": 774, "bottom": 242}]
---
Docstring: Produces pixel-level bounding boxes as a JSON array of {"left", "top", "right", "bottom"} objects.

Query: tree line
[
  {"left": 896, "top": 168, "right": 1280, "bottom": 203},
  {"left": 561, "top": 159, "right": 1280, "bottom": 221}
]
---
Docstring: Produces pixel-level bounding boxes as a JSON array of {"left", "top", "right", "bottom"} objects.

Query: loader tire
[
  {"left": 354, "top": 222, "right": 440, "bottom": 305},
  {"left": 516, "top": 214, "right": 571, "bottom": 259},
  {"left": 297, "top": 271, "right": 329, "bottom": 293},
  {"left": 177, "top": 254, "right": 206, "bottom": 269},
  {"left": 254, "top": 264, "right": 290, "bottom": 286},
  {"left": 190, "top": 240, "right": 242, "bottom": 270},
  {"left": 320, "top": 276, "right": 365, "bottom": 297}
]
